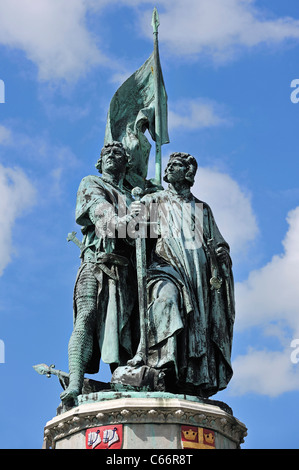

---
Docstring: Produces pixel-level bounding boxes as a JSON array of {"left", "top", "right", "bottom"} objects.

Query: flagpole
[{"left": 152, "top": 7, "right": 162, "bottom": 185}]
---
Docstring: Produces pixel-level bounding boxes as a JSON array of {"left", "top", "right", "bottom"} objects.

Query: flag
[{"left": 104, "top": 51, "right": 169, "bottom": 189}]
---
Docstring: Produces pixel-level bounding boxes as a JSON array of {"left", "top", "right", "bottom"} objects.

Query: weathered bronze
[
  {"left": 111, "top": 152, "right": 235, "bottom": 397},
  {"left": 60, "top": 141, "right": 140, "bottom": 402},
  {"left": 34, "top": 8, "right": 235, "bottom": 406},
  {"left": 104, "top": 7, "right": 169, "bottom": 190}
]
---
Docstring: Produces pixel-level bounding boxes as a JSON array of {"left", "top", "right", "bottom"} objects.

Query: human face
[
  {"left": 165, "top": 158, "right": 187, "bottom": 184},
  {"left": 101, "top": 145, "right": 127, "bottom": 175}
]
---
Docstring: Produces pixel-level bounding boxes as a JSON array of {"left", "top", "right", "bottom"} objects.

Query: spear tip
[{"left": 151, "top": 7, "right": 160, "bottom": 33}]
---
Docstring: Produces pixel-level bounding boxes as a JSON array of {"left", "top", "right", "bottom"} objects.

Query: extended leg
[{"left": 60, "top": 265, "right": 98, "bottom": 402}]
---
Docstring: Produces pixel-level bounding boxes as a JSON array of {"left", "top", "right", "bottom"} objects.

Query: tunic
[{"left": 74, "top": 175, "right": 137, "bottom": 373}]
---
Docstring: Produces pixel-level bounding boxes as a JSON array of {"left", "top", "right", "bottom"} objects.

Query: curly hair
[
  {"left": 164, "top": 152, "right": 198, "bottom": 186},
  {"left": 95, "top": 141, "right": 128, "bottom": 174}
]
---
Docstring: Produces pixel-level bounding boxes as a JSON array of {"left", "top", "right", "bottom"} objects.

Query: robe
[{"left": 142, "top": 188, "right": 235, "bottom": 397}]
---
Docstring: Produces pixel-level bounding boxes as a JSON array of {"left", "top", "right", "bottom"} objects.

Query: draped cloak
[
  {"left": 142, "top": 188, "right": 235, "bottom": 397},
  {"left": 74, "top": 175, "right": 137, "bottom": 374}
]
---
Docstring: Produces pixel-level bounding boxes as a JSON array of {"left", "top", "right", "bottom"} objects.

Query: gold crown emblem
[
  {"left": 182, "top": 429, "right": 198, "bottom": 441},
  {"left": 204, "top": 431, "right": 215, "bottom": 445}
]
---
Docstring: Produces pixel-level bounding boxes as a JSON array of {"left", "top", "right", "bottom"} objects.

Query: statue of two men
[{"left": 61, "top": 142, "right": 235, "bottom": 402}]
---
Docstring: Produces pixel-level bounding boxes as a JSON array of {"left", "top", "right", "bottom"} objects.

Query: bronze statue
[
  {"left": 113, "top": 152, "right": 235, "bottom": 397},
  {"left": 60, "top": 142, "right": 140, "bottom": 402},
  {"left": 35, "top": 9, "right": 235, "bottom": 404}
]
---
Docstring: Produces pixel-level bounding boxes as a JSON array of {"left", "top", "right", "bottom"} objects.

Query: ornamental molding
[{"left": 43, "top": 396, "right": 247, "bottom": 449}]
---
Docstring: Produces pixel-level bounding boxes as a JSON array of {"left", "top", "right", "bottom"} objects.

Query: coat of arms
[
  {"left": 181, "top": 425, "right": 215, "bottom": 449},
  {"left": 86, "top": 425, "right": 123, "bottom": 449}
]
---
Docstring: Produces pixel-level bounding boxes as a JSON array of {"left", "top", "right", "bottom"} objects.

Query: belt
[{"left": 82, "top": 249, "right": 129, "bottom": 281}]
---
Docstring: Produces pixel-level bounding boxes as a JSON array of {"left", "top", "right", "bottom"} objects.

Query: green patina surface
[{"left": 35, "top": 9, "right": 235, "bottom": 408}]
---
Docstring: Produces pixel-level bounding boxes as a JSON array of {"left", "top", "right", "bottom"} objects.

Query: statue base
[{"left": 43, "top": 391, "right": 247, "bottom": 449}]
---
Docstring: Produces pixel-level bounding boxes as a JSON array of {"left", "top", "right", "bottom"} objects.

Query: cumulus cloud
[
  {"left": 1, "top": 1, "right": 299, "bottom": 81},
  {"left": 139, "top": 0, "right": 299, "bottom": 63},
  {"left": 0, "top": 0, "right": 105, "bottom": 82},
  {"left": 235, "top": 207, "right": 299, "bottom": 334},
  {"left": 0, "top": 164, "right": 36, "bottom": 275},
  {"left": 192, "top": 167, "right": 258, "bottom": 258},
  {"left": 230, "top": 348, "right": 299, "bottom": 397},
  {"left": 229, "top": 206, "right": 299, "bottom": 396}
]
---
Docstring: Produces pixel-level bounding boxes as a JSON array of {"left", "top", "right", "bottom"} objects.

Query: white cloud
[
  {"left": 230, "top": 348, "right": 299, "bottom": 397},
  {"left": 0, "top": 0, "right": 105, "bottom": 82},
  {"left": 192, "top": 167, "right": 258, "bottom": 257},
  {"left": 139, "top": 0, "right": 299, "bottom": 63},
  {"left": 0, "top": 164, "right": 36, "bottom": 275},
  {"left": 229, "top": 206, "right": 299, "bottom": 396},
  {"left": 168, "top": 99, "right": 230, "bottom": 131},
  {"left": 235, "top": 207, "right": 299, "bottom": 335},
  {"left": 1, "top": 1, "right": 299, "bottom": 82}
]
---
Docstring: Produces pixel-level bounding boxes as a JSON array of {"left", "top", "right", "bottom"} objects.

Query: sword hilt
[
  {"left": 131, "top": 186, "right": 143, "bottom": 201},
  {"left": 67, "top": 231, "right": 84, "bottom": 250},
  {"left": 67, "top": 231, "right": 77, "bottom": 242}
]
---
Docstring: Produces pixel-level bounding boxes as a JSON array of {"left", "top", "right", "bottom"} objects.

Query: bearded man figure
[{"left": 61, "top": 142, "right": 140, "bottom": 402}]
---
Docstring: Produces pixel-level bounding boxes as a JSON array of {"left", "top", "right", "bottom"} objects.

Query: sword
[
  {"left": 33, "top": 363, "right": 110, "bottom": 394},
  {"left": 33, "top": 363, "right": 69, "bottom": 389},
  {"left": 131, "top": 187, "right": 148, "bottom": 364}
]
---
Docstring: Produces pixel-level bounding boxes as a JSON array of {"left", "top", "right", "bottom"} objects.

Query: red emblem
[
  {"left": 181, "top": 425, "right": 215, "bottom": 449},
  {"left": 86, "top": 425, "right": 123, "bottom": 449}
]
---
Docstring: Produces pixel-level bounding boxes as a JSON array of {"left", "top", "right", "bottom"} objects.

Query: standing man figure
[
  {"left": 129, "top": 152, "right": 235, "bottom": 397},
  {"left": 61, "top": 142, "right": 139, "bottom": 402}
]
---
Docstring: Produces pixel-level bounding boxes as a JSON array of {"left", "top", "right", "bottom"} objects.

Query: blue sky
[{"left": 0, "top": 0, "right": 299, "bottom": 449}]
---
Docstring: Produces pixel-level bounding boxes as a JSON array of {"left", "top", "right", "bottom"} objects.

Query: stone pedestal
[{"left": 43, "top": 392, "right": 247, "bottom": 449}]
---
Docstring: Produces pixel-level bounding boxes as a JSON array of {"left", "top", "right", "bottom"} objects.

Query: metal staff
[{"left": 152, "top": 7, "right": 162, "bottom": 185}]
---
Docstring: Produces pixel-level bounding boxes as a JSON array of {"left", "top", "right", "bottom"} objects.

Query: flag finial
[{"left": 151, "top": 7, "right": 160, "bottom": 34}]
